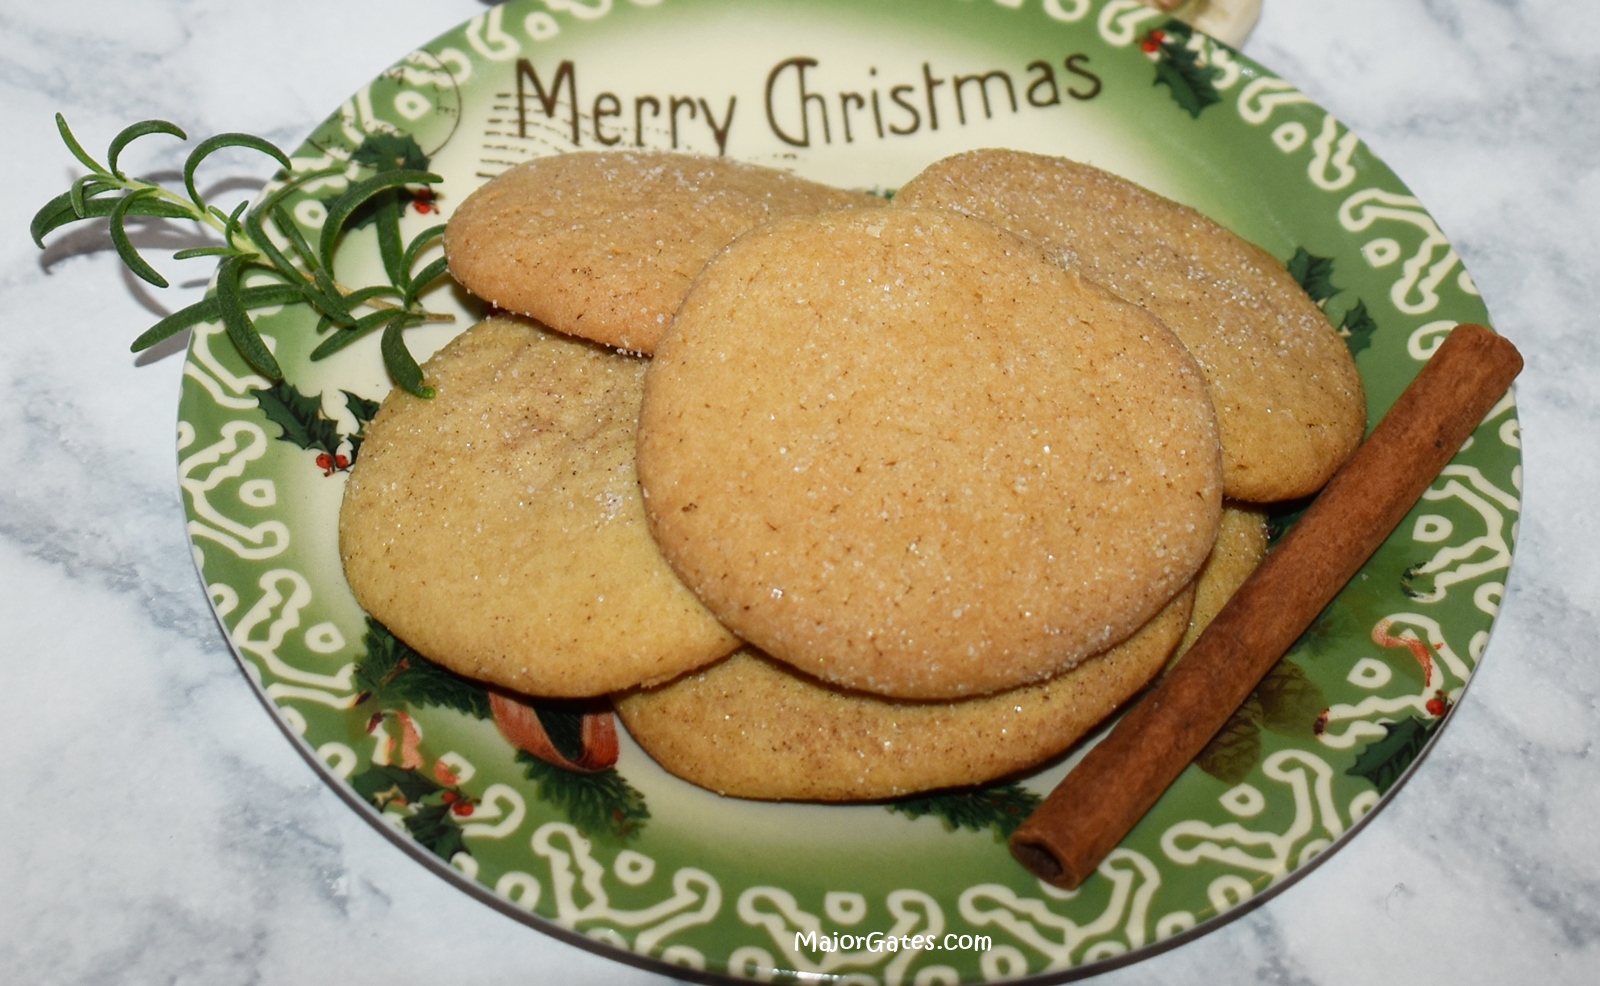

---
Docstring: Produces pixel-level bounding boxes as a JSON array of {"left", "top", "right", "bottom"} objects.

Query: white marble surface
[{"left": 2, "top": 0, "right": 1595, "bottom": 982}]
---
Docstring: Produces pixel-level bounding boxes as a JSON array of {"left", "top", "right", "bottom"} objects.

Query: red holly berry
[
  {"left": 451, "top": 801, "right": 474, "bottom": 817},
  {"left": 1150, "top": 30, "right": 1166, "bottom": 43},
  {"left": 1425, "top": 698, "right": 1446, "bottom": 717},
  {"left": 1142, "top": 39, "right": 1160, "bottom": 53},
  {"left": 442, "top": 791, "right": 459, "bottom": 804},
  {"left": 413, "top": 188, "right": 437, "bottom": 215},
  {"left": 316, "top": 452, "right": 334, "bottom": 474},
  {"left": 336, "top": 454, "right": 350, "bottom": 470}
]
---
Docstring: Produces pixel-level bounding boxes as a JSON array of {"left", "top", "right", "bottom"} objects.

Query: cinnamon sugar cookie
[
  {"left": 1173, "top": 502, "right": 1271, "bottom": 664},
  {"left": 339, "top": 317, "right": 738, "bottom": 697},
  {"left": 616, "top": 585, "right": 1195, "bottom": 801},
  {"left": 637, "top": 208, "right": 1222, "bottom": 700},
  {"left": 895, "top": 149, "right": 1365, "bottom": 502},
  {"left": 444, "top": 151, "right": 879, "bottom": 353}
]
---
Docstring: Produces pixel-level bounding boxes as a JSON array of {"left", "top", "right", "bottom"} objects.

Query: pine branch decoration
[
  {"left": 518, "top": 753, "right": 650, "bottom": 840},
  {"left": 887, "top": 783, "right": 1043, "bottom": 841}
]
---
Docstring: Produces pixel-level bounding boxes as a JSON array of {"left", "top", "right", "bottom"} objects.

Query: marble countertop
[{"left": 3, "top": 0, "right": 1595, "bottom": 982}]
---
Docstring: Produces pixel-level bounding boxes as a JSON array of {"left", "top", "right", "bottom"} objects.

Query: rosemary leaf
[
  {"left": 34, "top": 190, "right": 192, "bottom": 245},
  {"left": 31, "top": 191, "right": 79, "bottom": 247},
  {"left": 123, "top": 198, "right": 193, "bottom": 220},
  {"left": 269, "top": 205, "right": 319, "bottom": 270},
  {"left": 309, "top": 307, "right": 395, "bottom": 360},
  {"left": 35, "top": 187, "right": 197, "bottom": 247},
  {"left": 399, "top": 224, "right": 446, "bottom": 281},
  {"left": 242, "top": 206, "right": 299, "bottom": 278},
  {"left": 241, "top": 167, "right": 340, "bottom": 274},
  {"left": 171, "top": 246, "right": 239, "bottom": 260},
  {"left": 343, "top": 285, "right": 403, "bottom": 306},
  {"left": 239, "top": 283, "right": 307, "bottom": 308},
  {"left": 215, "top": 256, "right": 282, "bottom": 379},
  {"left": 405, "top": 256, "right": 450, "bottom": 307},
  {"left": 318, "top": 169, "right": 440, "bottom": 272},
  {"left": 222, "top": 199, "right": 250, "bottom": 241},
  {"left": 107, "top": 120, "right": 186, "bottom": 179},
  {"left": 311, "top": 267, "right": 355, "bottom": 325},
  {"left": 184, "top": 132, "right": 290, "bottom": 208},
  {"left": 70, "top": 176, "right": 122, "bottom": 217},
  {"left": 109, "top": 189, "right": 169, "bottom": 288},
  {"left": 307, "top": 329, "right": 360, "bottom": 362},
  {"left": 68, "top": 174, "right": 96, "bottom": 219},
  {"left": 128, "top": 280, "right": 305, "bottom": 354},
  {"left": 375, "top": 190, "right": 404, "bottom": 287},
  {"left": 129, "top": 297, "right": 220, "bottom": 352},
  {"left": 54, "top": 113, "right": 105, "bottom": 175},
  {"left": 380, "top": 315, "right": 431, "bottom": 397}
]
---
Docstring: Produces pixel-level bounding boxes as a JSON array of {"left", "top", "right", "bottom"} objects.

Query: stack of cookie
[{"left": 339, "top": 149, "right": 1362, "bottom": 801}]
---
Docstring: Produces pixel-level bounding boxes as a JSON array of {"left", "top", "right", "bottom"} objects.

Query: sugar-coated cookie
[
  {"left": 638, "top": 207, "right": 1222, "bottom": 699},
  {"left": 339, "top": 317, "right": 739, "bottom": 697},
  {"left": 1173, "top": 503, "right": 1271, "bottom": 665},
  {"left": 444, "top": 151, "right": 879, "bottom": 353},
  {"left": 616, "top": 586, "right": 1195, "bottom": 800},
  {"left": 895, "top": 149, "right": 1365, "bottom": 503}
]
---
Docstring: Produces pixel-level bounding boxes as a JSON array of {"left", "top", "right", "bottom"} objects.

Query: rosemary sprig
[{"left": 32, "top": 115, "right": 455, "bottom": 396}]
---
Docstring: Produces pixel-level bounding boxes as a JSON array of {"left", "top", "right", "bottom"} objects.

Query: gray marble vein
[{"left": 3, "top": 0, "right": 1596, "bottom": 983}]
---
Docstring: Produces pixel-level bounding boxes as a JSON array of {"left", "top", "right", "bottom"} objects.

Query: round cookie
[
  {"left": 894, "top": 149, "right": 1366, "bottom": 503},
  {"left": 339, "top": 316, "right": 739, "bottom": 697},
  {"left": 444, "top": 151, "right": 879, "bottom": 354},
  {"left": 616, "top": 585, "right": 1196, "bottom": 801},
  {"left": 1172, "top": 503, "right": 1271, "bottom": 665},
  {"left": 638, "top": 207, "right": 1223, "bottom": 700}
]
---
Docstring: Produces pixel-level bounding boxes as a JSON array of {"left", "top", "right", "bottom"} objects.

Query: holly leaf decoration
[
  {"left": 341, "top": 390, "right": 381, "bottom": 463},
  {"left": 1196, "top": 694, "right": 1263, "bottom": 784},
  {"left": 1255, "top": 660, "right": 1327, "bottom": 736},
  {"left": 344, "top": 390, "right": 381, "bottom": 426},
  {"left": 887, "top": 783, "right": 1042, "bottom": 842},
  {"left": 1339, "top": 299, "right": 1379, "bottom": 357},
  {"left": 1346, "top": 716, "right": 1440, "bottom": 795},
  {"left": 1287, "top": 247, "right": 1340, "bottom": 306},
  {"left": 353, "top": 618, "right": 492, "bottom": 720},
  {"left": 403, "top": 802, "right": 470, "bottom": 861},
  {"left": 350, "top": 762, "right": 473, "bottom": 860},
  {"left": 519, "top": 753, "right": 650, "bottom": 840},
  {"left": 350, "top": 763, "right": 442, "bottom": 808},
  {"left": 1151, "top": 21, "right": 1222, "bottom": 118},
  {"left": 254, "top": 380, "right": 343, "bottom": 456},
  {"left": 351, "top": 132, "right": 431, "bottom": 173}
]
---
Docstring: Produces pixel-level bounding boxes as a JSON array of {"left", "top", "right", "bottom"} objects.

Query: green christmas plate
[{"left": 176, "top": 1, "right": 1520, "bottom": 981}]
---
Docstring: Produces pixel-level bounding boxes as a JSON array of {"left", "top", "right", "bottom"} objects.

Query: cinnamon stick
[{"left": 1009, "top": 323, "right": 1523, "bottom": 888}]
